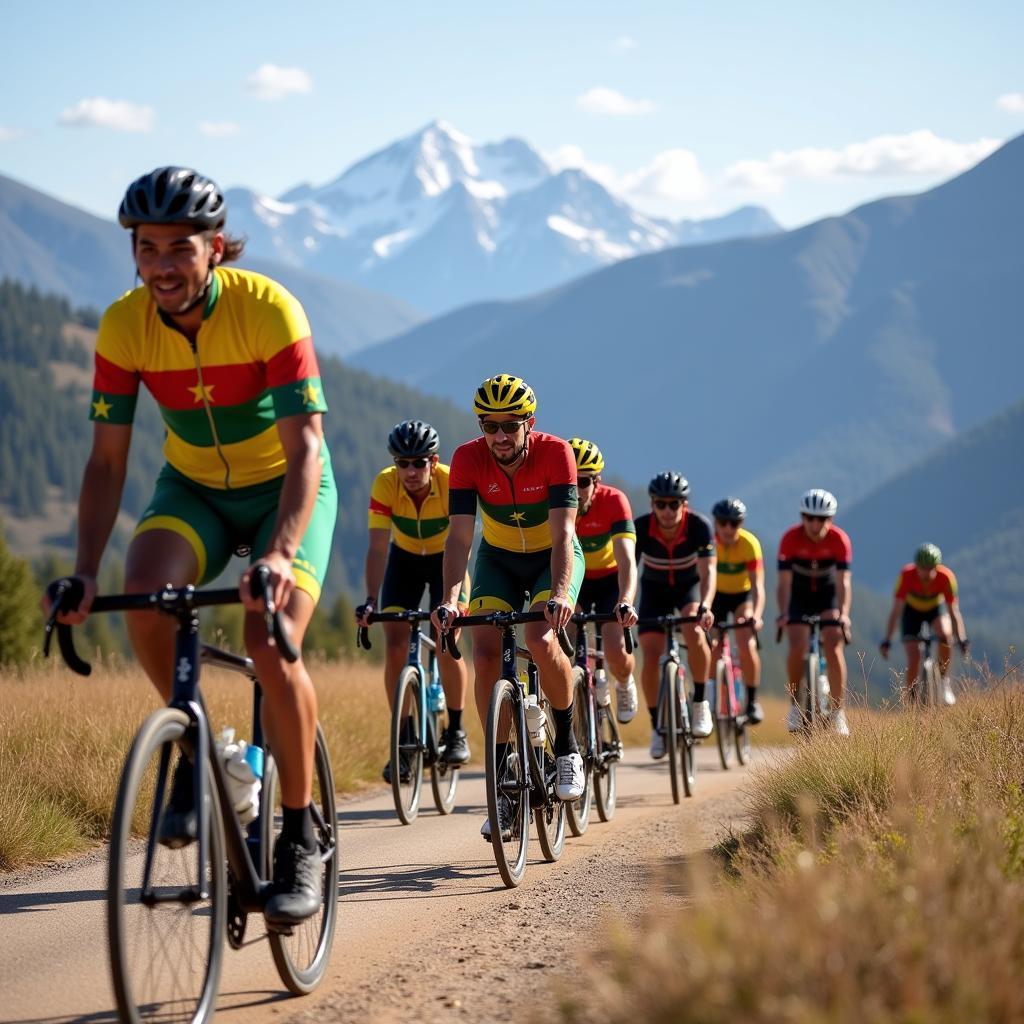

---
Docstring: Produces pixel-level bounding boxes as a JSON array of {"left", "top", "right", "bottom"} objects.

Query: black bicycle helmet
[
  {"left": 387, "top": 419, "right": 439, "bottom": 458},
  {"left": 712, "top": 497, "right": 747, "bottom": 522},
  {"left": 119, "top": 166, "right": 227, "bottom": 231},
  {"left": 649, "top": 472, "right": 690, "bottom": 499}
]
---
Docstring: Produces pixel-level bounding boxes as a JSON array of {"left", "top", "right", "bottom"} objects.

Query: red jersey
[
  {"left": 576, "top": 484, "right": 636, "bottom": 579},
  {"left": 894, "top": 564, "right": 957, "bottom": 612},
  {"left": 777, "top": 523, "right": 852, "bottom": 595}
]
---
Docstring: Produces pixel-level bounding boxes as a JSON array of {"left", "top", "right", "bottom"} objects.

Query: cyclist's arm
[
  {"left": 363, "top": 528, "right": 390, "bottom": 606},
  {"left": 883, "top": 598, "right": 904, "bottom": 644},
  {"left": 750, "top": 561, "right": 766, "bottom": 622},
  {"left": 76, "top": 422, "right": 132, "bottom": 578},
  {"left": 441, "top": 514, "right": 475, "bottom": 607},
  {"left": 548, "top": 506, "right": 577, "bottom": 601},
  {"left": 836, "top": 569, "right": 852, "bottom": 619},
  {"left": 776, "top": 569, "right": 792, "bottom": 620},
  {"left": 612, "top": 535, "right": 637, "bottom": 606},
  {"left": 948, "top": 599, "right": 967, "bottom": 643},
  {"left": 698, "top": 553, "right": 716, "bottom": 608},
  {"left": 262, "top": 413, "right": 324, "bottom": 564}
]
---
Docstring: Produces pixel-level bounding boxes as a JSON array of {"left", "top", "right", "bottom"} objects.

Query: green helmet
[{"left": 914, "top": 543, "right": 942, "bottom": 569}]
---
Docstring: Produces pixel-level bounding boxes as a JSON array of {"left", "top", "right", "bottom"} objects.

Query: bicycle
[
  {"left": 711, "top": 619, "right": 756, "bottom": 769},
  {"left": 777, "top": 614, "right": 848, "bottom": 734},
  {"left": 567, "top": 607, "right": 632, "bottom": 831},
  {"left": 440, "top": 603, "right": 575, "bottom": 889},
  {"left": 638, "top": 614, "right": 701, "bottom": 804},
  {"left": 44, "top": 568, "right": 339, "bottom": 1024},
  {"left": 356, "top": 609, "right": 460, "bottom": 823}
]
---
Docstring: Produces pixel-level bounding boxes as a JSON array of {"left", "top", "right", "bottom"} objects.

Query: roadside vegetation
[{"left": 557, "top": 674, "right": 1024, "bottom": 1024}]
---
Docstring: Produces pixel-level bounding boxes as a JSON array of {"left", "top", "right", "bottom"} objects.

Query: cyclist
[
  {"left": 777, "top": 488, "right": 852, "bottom": 736},
  {"left": 880, "top": 543, "right": 969, "bottom": 705},
  {"left": 634, "top": 472, "right": 716, "bottom": 757},
  {"left": 43, "top": 167, "right": 336, "bottom": 925},
  {"left": 431, "top": 374, "right": 586, "bottom": 840},
  {"left": 356, "top": 420, "right": 471, "bottom": 777},
  {"left": 569, "top": 437, "right": 639, "bottom": 722},
  {"left": 710, "top": 497, "right": 765, "bottom": 724}
]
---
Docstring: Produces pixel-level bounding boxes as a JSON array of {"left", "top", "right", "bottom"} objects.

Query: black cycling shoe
[
  {"left": 158, "top": 757, "right": 197, "bottom": 849},
  {"left": 442, "top": 728, "right": 470, "bottom": 765},
  {"left": 264, "top": 837, "right": 323, "bottom": 926},
  {"left": 382, "top": 754, "right": 412, "bottom": 785},
  {"left": 480, "top": 793, "right": 516, "bottom": 842},
  {"left": 746, "top": 700, "right": 765, "bottom": 725}
]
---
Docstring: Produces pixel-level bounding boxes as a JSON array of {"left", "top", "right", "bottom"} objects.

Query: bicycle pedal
[{"left": 266, "top": 922, "right": 295, "bottom": 937}]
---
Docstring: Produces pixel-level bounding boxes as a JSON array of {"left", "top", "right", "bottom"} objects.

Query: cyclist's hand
[
  {"left": 838, "top": 613, "right": 851, "bottom": 629},
  {"left": 959, "top": 638, "right": 971, "bottom": 657},
  {"left": 697, "top": 604, "right": 714, "bottom": 631},
  {"left": 776, "top": 613, "right": 788, "bottom": 629},
  {"left": 879, "top": 639, "right": 891, "bottom": 660},
  {"left": 241, "top": 552, "right": 294, "bottom": 614},
  {"left": 752, "top": 616, "right": 764, "bottom": 632},
  {"left": 432, "top": 602, "right": 460, "bottom": 633},
  {"left": 355, "top": 599, "right": 376, "bottom": 627},
  {"left": 545, "top": 595, "right": 574, "bottom": 631},
  {"left": 616, "top": 602, "right": 638, "bottom": 628},
  {"left": 43, "top": 574, "right": 96, "bottom": 625}
]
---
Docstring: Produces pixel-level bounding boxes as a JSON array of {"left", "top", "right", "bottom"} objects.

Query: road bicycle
[
  {"left": 357, "top": 609, "right": 460, "bottom": 823},
  {"left": 710, "top": 619, "right": 756, "bottom": 769},
  {"left": 44, "top": 568, "right": 339, "bottom": 1024},
  {"left": 566, "top": 607, "right": 632, "bottom": 831},
  {"left": 638, "top": 614, "right": 700, "bottom": 804},
  {"left": 441, "top": 603, "right": 574, "bottom": 889},
  {"left": 777, "top": 614, "right": 848, "bottom": 735}
]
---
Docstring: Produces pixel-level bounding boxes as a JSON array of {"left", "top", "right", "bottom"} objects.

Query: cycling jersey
[
  {"left": 634, "top": 510, "right": 714, "bottom": 587},
  {"left": 777, "top": 524, "right": 852, "bottom": 597},
  {"left": 448, "top": 432, "right": 577, "bottom": 553},
  {"left": 894, "top": 564, "right": 957, "bottom": 613},
  {"left": 576, "top": 483, "right": 635, "bottom": 578},
  {"left": 715, "top": 527, "right": 763, "bottom": 595},
  {"left": 91, "top": 267, "right": 328, "bottom": 489},
  {"left": 368, "top": 464, "right": 451, "bottom": 556}
]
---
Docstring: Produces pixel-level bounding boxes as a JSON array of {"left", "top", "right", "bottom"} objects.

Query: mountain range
[{"left": 226, "top": 119, "right": 779, "bottom": 313}]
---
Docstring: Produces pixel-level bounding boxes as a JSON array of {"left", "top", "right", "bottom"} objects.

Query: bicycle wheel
[
  {"left": 593, "top": 705, "right": 620, "bottom": 822},
  {"left": 679, "top": 698, "right": 697, "bottom": 798},
  {"left": 263, "top": 722, "right": 339, "bottom": 994},
  {"left": 533, "top": 706, "right": 567, "bottom": 862},
  {"left": 804, "top": 654, "right": 818, "bottom": 733},
  {"left": 922, "top": 657, "right": 939, "bottom": 707},
  {"left": 429, "top": 707, "right": 459, "bottom": 815},
  {"left": 659, "top": 661, "right": 681, "bottom": 804},
  {"left": 485, "top": 678, "right": 530, "bottom": 888},
  {"left": 714, "top": 661, "right": 734, "bottom": 771},
  {"left": 108, "top": 707, "right": 225, "bottom": 1024},
  {"left": 565, "top": 667, "right": 592, "bottom": 837},
  {"left": 735, "top": 685, "right": 752, "bottom": 765},
  {"left": 390, "top": 665, "right": 425, "bottom": 824}
]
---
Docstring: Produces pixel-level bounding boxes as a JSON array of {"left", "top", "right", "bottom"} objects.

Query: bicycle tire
[
  {"left": 485, "top": 678, "right": 530, "bottom": 888},
  {"left": 735, "top": 705, "right": 752, "bottom": 765},
  {"left": 390, "top": 665, "right": 425, "bottom": 824},
  {"left": 533, "top": 705, "right": 567, "bottom": 862},
  {"left": 659, "top": 660, "right": 681, "bottom": 804},
  {"left": 714, "top": 660, "right": 734, "bottom": 771},
  {"left": 804, "top": 653, "right": 818, "bottom": 733},
  {"left": 679, "top": 697, "right": 697, "bottom": 798},
  {"left": 565, "top": 667, "right": 592, "bottom": 837},
  {"left": 108, "top": 707, "right": 225, "bottom": 1024},
  {"left": 923, "top": 657, "right": 939, "bottom": 707},
  {"left": 429, "top": 707, "right": 459, "bottom": 815},
  {"left": 262, "top": 722, "right": 339, "bottom": 994},
  {"left": 593, "top": 705, "right": 619, "bottom": 822}
]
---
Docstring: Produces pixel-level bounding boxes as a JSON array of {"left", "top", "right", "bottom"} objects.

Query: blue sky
[{"left": 2, "top": 0, "right": 1022, "bottom": 227}]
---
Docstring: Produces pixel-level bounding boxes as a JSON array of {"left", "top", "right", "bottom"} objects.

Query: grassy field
[
  {"left": 555, "top": 676, "right": 1024, "bottom": 1024},
  {"left": 0, "top": 652, "right": 791, "bottom": 872}
]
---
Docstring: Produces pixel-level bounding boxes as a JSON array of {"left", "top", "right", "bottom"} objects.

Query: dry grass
[{"left": 556, "top": 679, "right": 1024, "bottom": 1024}]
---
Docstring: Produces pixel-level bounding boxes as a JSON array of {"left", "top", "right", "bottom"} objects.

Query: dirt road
[{"left": 0, "top": 745, "right": 770, "bottom": 1024}]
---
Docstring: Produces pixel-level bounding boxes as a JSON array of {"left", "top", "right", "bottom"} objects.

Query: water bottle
[
  {"left": 524, "top": 694, "right": 546, "bottom": 746},
  {"left": 427, "top": 678, "right": 446, "bottom": 713},
  {"left": 216, "top": 727, "right": 262, "bottom": 825}
]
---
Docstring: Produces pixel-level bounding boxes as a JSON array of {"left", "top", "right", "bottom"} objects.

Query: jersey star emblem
[
  {"left": 509, "top": 511, "right": 527, "bottom": 523},
  {"left": 297, "top": 381, "right": 321, "bottom": 407},
  {"left": 92, "top": 395, "right": 113, "bottom": 419},
  {"left": 188, "top": 383, "right": 215, "bottom": 404}
]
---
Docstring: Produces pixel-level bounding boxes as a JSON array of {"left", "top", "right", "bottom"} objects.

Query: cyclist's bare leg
[
  {"left": 820, "top": 613, "right": 846, "bottom": 706},
  {"left": 935, "top": 614, "right": 953, "bottom": 676},
  {"left": 785, "top": 623, "right": 810, "bottom": 697},
  {"left": 904, "top": 638, "right": 922, "bottom": 695},
  {"left": 680, "top": 603, "right": 711, "bottom": 686},
  {"left": 639, "top": 631, "right": 664, "bottom": 710},
  {"left": 472, "top": 625, "right": 503, "bottom": 732},
  {"left": 245, "top": 588, "right": 316, "bottom": 808},
  {"left": 600, "top": 620, "right": 634, "bottom": 683},
  {"left": 524, "top": 610, "right": 572, "bottom": 710},
  {"left": 439, "top": 642, "right": 468, "bottom": 710},
  {"left": 124, "top": 529, "right": 199, "bottom": 702},
  {"left": 382, "top": 620, "right": 408, "bottom": 711}
]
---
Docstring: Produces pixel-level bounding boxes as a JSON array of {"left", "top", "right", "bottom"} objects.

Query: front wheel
[
  {"left": 565, "top": 668, "right": 593, "bottom": 837},
  {"left": 922, "top": 657, "right": 940, "bottom": 707},
  {"left": 804, "top": 653, "right": 818, "bottom": 733},
  {"left": 390, "top": 666, "right": 425, "bottom": 824},
  {"left": 263, "top": 722, "right": 340, "bottom": 994},
  {"left": 659, "top": 661, "right": 681, "bottom": 804},
  {"left": 485, "top": 679, "right": 530, "bottom": 888},
  {"left": 108, "top": 707, "right": 225, "bottom": 1024},
  {"left": 714, "top": 660, "right": 735, "bottom": 771},
  {"left": 679, "top": 699, "right": 697, "bottom": 798},
  {"left": 594, "top": 706, "right": 620, "bottom": 822}
]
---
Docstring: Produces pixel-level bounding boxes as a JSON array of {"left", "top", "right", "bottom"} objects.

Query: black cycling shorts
[
  {"left": 577, "top": 573, "right": 619, "bottom": 616},
  {"left": 638, "top": 574, "right": 701, "bottom": 634},
  {"left": 380, "top": 545, "right": 444, "bottom": 612},
  {"left": 901, "top": 604, "right": 946, "bottom": 640},
  {"left": 711, "top": 590, "right": 752, "bottom": 623},
  {"left": 787, "top": 587, "right": 837, "bottom": 622}
]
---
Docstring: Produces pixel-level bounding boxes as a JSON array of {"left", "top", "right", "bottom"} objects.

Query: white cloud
[
  {"left": 0, "top": 126, "right": 23, "bottom": 142},
  {"left": 544, "top": 144, "right": 620, "bottom": 190},
  {"left": 199, "top": 121, "right": 240, "bottom": 138},
  {"left": 613, "top": 36, "right": 638, "bottom": 51},
  {"left": 577, "top": 86, "right": 654, "bottom": 116},
  {"left": 58, "top": 98, "right": 154, "bottom": 133},
  {"left": 621, "top": 148, "right": 710, "bottom": 203},
  {"left": 996, "top": 92, "right": 1024, "bottom": 113},
  {"left": 725, "top": 130, "right": 1002, "bottom": 193},
  {"left": 246, "top": 64, "right": 313, "bottom": 101}
]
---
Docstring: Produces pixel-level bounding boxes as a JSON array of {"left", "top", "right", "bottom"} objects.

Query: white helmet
[{"left": 800, "top": 488, "right": 838, "bottom": 517}]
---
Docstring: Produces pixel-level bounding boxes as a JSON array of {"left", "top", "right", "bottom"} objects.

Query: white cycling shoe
[
  {"left": 555, "top": 752, "right": 585, "bottom": 801},
  {"left": 594, "top": 672, "right": 611, "bottom": 708},
  {"left": 831, "top": 707, "right": 850, "bottom": 736},
  {"left": 691, "top": 699, "right": 713, "bottom": 738},
  {"left": 649, "top": 730, "right": 666, "bottom": 760},
  {"left": 616, "top": 676, "right": 638, "bottom": 723},
  {"left": 943, "top": 680, "right": 956, "bottom": 706},
  {"left": 786, "top": 703, "right": 804, "bottom": 733}
]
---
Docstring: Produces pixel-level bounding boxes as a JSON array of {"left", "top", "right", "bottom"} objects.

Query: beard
[{"left": 492, "top": 440, "right": 526, "bottom": 465}]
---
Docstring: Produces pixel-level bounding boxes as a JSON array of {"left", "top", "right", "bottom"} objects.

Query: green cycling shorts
[
  {"left": 468, "top": 536, "right": 584, "bottom": 613},
  {"left": 134, "top": 450, "right": 337, "bottom": 604}
]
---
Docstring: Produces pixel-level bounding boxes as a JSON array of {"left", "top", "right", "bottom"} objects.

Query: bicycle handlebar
[
  {"left": 775, "top": 615, "right": 851, "bottom": 645},
  {"left": 438, "top": 601, "right": 574, "bottom": 661},
  {"left": 354, "top": 608, "right": 433, "bottom": 651},
  {"left": 572, "top": 606, "right": 635, "bottom": 654},
  {"left": 43, "top": 565, "right": 299, "bottom": 676},
  {"left": 712, "top": 617, "right": 762, "bottom": 650}
]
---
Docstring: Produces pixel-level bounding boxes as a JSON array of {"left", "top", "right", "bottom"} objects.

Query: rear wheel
[
  {"left": 485, "top": 679, "right": 530, "bottom": 888},
  {"left": 659, "top": 661, "right": 681, "bottom": 804},
  {"left": 429, "top": 707, "right": 459, "bottom": 814},
  {"left": 565, "top": 668, "right": 592, "bottom": 837},
  {"left": 533, "top": 704, "right": 567, "bottom": 862},
  {"left": 594, "top": 707, "right": 620, "bottom": 822},
  {"left": 390, "top": 666, "right": 425, "bottom": 824},
  {"left": 714, "top": 660, "right": 734, "bottom": 771}
]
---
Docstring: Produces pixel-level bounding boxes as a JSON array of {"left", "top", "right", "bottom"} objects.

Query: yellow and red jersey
[
  {"left": 715, "top": 527, "right": 763, "bottom": 595},
  {"left": 894, "top": 564, "right": 957, "bottom": 612},
  {"left": 368, "top": 463, "right": 451, "bottom": 556},
  {"left": 576, "top": 483, "right": 635, "bottom": 578}
]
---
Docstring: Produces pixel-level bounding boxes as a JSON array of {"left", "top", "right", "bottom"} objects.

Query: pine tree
[{"left": 0, "top": 523, "right": 43, "bottom": 667}]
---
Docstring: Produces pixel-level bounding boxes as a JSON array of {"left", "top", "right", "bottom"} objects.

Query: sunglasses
[
  {"left": 479, "top": 419, "right": 527, "bottom": 435},
  {"left": 577, "top": 476, "right": 596, "bottom": 489},
  {"left": 653, "top": 499, "right": 681, "bottom": 510},
  {"left": 716, "top": 519, "right": 741, "bottom": 528},
  {"left": 802, "top": 514, "right": 828, "bottom": 524},
  {"left": 395, "top": 457, "right": 431, "bottom": 469}
]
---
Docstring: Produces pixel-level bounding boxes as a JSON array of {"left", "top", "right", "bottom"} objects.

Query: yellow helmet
[
  {"left": 568, "top": 437, "right": 605, "bottom": 474},
  {"left": 473, "top": 374, "right": 537, "bottom": 417}
]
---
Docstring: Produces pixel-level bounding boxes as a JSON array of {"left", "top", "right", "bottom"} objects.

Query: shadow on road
[
  {"left": 338, "top": 859, "right": 507, "bottom": 901},
  {"left": 0, "top": 888, "right": 104, "bottom": 915}
]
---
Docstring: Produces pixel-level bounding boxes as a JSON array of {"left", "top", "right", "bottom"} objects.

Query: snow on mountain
[{"left": 227, "top": 120, "right": 778, "bottom": 313}]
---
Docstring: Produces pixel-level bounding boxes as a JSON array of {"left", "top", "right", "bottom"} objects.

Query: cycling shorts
[
  {"left": 787, "top": 587, "right": 838, "bottom": 622},
  {"left": 380, "top": 545, "right": 468, "bottom": 612},
  {"left": 577, "top": 572, "right": 619, "bottom": 616},
  {"left": 469, "top": 537, "right": 584, "bottom": 612},
  {"left": 712, "top": 590, "right": 753, "bottom": 623},
  {"left": 902, "top": 604, "right": 947, "bottom": 641},
  {"left": 638, "top": 573, "right": 701, "bottom": 634},
  {"left": 134, "top": 455, "right": 337, "bottom": 604}
]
